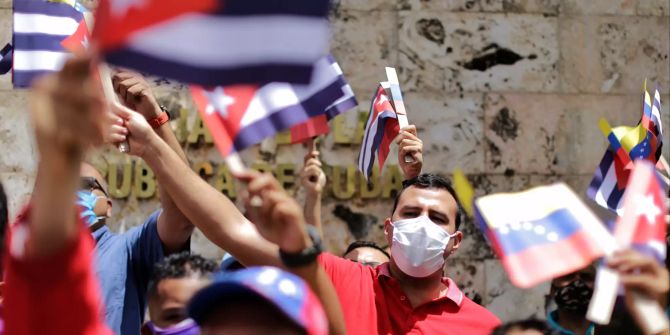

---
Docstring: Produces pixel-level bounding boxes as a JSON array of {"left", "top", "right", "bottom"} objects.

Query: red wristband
[{"left": 148, "top": 111, "right": 170, "bottom": 129}]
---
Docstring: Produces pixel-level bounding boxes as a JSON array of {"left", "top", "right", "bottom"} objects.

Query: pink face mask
[{"left": 144, "top": 319, "right": 200, "bottom": 335}]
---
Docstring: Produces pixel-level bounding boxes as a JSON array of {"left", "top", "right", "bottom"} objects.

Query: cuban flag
[
  {"left": 587, "top": 86, "right": 665, "bottom": 214},
  {"left": 190, "top": 55, "right": 353, "bottom": 157},
  {"left": 94, "top": 0, "right": 330, "bottom": 86},
  {"left": 12, "top": 0, "right": 84, "bottom": 87},
  {"left": 60, "top": 19, "right": 90, "bottom": 53},
  {"left": 358, "top": 83, "right": 400, "bottom": 180},
  {"left": 614, "top": 160, "right": 668, "bottom": 263},
  {"left": 475, "top": 183, "right": 612, "bottom": 288},
  {"left": 288, "top": 62, "right": 358, "bottom": 143}
]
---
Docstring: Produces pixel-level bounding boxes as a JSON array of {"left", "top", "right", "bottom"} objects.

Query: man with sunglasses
[{"left": 75, "top": 70, "right": 194, "bottom": 335}]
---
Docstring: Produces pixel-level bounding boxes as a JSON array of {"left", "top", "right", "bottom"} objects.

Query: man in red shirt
[
  {"left": 116, "top": 96, "right": 501, "bottom": 334},
  {"left": 2, "top": 55, "right": 112, "bottom": 335}
]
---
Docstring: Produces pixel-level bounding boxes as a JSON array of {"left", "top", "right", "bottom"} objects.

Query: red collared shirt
[
  {"left": 3, "top": 206, "right": 113, "bottom": 335},
  {"left": 318, "top": 253, "right": 500, "bottom": 335}
]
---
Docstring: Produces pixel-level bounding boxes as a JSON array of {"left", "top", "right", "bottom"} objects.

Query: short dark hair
[
  {"left": 391, "top": 173, "right": 464, "bottom": 230},
  {"left": 343, "top": 240, "right": 389, "bottom": 259},
  {"left": 491, "top": 319, "right": 553, "bottom": 335},
  {"left": 148, "top": 252, "right": 218, "bottom": 297}
]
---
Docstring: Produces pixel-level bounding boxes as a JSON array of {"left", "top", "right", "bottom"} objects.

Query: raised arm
[
  {"left": 300, "top": 147, "right": 327, "bottom": 235},
  {"left": 112, "top": 72, "right": 192, "bottom": 252},
  {"left": 110, "top": 105, "right": 280, "bottom": 267}
]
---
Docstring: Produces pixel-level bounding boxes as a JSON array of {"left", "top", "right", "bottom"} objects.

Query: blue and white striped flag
[{"left": 12, "top": 0, "right": 83, "bottom": 87}]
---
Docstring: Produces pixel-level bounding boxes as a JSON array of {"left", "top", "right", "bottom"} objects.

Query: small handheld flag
[
  {"left": 191, "top": 55, "right": 351, "bottom": 161},
  {"left": 587, "top": 84, "right": 665, "bottom": 214},
  {"left": 474, "top": 183, "right": 617, "bottom": 288},
  {"left": 385, "top": 67, "right": 413, "bottom": 164},
  {"left": 93, "top": 0, "right": 330, "bottom": 86},
  {"left": 357, "top": 82, "right": 400, "bottom": 180}
]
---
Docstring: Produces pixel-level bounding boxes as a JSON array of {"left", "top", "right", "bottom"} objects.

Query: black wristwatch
[{"left": 279, "top": 226, "right": 323, "bottom": 267}]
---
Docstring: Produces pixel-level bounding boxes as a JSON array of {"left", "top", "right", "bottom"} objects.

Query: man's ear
[
  {"left": 450, "top": 231, "right": 463, "bottom": 254},
  {"left": 383, "top": 218, "right": 393, "bottom": 246},
  {"left": 105, "top": 199, "right": 113, "bottom": 218}
]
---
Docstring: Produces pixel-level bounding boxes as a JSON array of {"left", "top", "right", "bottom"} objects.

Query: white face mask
[{"left": 391, "top": 216, "right": 455, "bottom": 278}]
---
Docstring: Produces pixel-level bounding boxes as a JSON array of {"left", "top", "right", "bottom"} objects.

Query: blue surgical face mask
[
  {"left": 76, "top": 190, "right": 107, "bottom": 227},
  {"left": 145, "top": 319, "right": 200, "bottom": 335}
]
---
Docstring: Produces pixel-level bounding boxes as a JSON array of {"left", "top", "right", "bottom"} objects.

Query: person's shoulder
[
  {"left": 459, "top": 294, "right": 501, "bottom": 324},
  {"left": 318, "top": 252, "right": 376, "bottom": 279}
]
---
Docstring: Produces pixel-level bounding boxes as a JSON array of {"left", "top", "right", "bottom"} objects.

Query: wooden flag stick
[
  {"left": 307, "top": 137, "right": 319, "bottom": 183},
  {"left": 385, "top": 67, "right": 413, "bottom": 163}
]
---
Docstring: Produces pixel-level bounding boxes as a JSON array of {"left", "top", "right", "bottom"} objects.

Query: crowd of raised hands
[{"left": 1, "top": 54, "right": 668, "bottom": 335}]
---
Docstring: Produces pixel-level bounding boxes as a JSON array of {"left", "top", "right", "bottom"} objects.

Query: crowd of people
[{"left": 0, "top": 54, "right": 668, "bottom": 335}]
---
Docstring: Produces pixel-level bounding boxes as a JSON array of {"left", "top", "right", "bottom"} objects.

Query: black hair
[
  {"left": 391, "top": 173, "right": 464, "bottom": 230},
  {"left": 343, "top": 240, "right": 389, "bottom": 259},
  {"left": 491, "top": 319, "right": 554, "bottom": 335},
  {"left": 148, "top": 251, "right": 218, "bottom": 297}
]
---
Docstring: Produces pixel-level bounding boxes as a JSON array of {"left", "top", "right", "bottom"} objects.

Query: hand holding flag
[{"left": 396, "top": 125, "right": 423, "bottom": 180}]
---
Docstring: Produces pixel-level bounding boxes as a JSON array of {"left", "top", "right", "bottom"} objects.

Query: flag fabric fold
[
  {"left": 12, "top": 0, "right": 84, "bottom": 87},
  {"left": 357, "top": 83, "right": 400, "bottom": 180},
  {"left": 191, "top": 55, "right": 354, "bottom": 157},
  {"left": 475, "top": 183, "right": 612, "bottom": 288},
  {"left": 613, "top": 160, "right": 668, "bottom": 263},
  {"left": 587, "top": 86, "right": 665, "bottom": 214},
  {"left": 94, "top": 0, "right": 330, "bottom": 86},
  {"left": 0, "top": 43, "right": 12, "bottom": 75},
  {"left": 288, "top": 57, "right": 358, "bottom": 143}
]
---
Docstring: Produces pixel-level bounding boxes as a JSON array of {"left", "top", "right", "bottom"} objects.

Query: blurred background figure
[
  {"left": 187, "top": 266, "right": 328, "bottom": 335},
  {"left": 491, "top": 319, "right": 553, "bottom": 335},
  {"left": 342, "top": 240, "right": 390, "bottom": 267},
  {"left": 143, "top": 252, "right": 218, "bottom": 335},
  {"left": 546, "top": 265, "right": 596, "bottom": 335}
]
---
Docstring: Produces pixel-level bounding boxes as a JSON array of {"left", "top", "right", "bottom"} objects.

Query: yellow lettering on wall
[
  {"left": 276, "top": 163, "right": 296, "bottom": 190},
  {"left": 187, "top": 114, "right": 213, "bottom": 145},
  {"left": 332, "top": 165, "right": 356, "bottom": 199},
  {"left": 108, "top": 162, "right": 132, "bottom": 198},
  {"left": 360, "top": 166, "right": 381, "bottom": 198},
  {"left": 134, "top": 161, "right": 157, "bottom": 199},
  {"left": 251, "top": 162, "right": 272, "bottom": 174},
  {"left": 214, "top": 164, "right": 236, "bottom": 200},
  {"left": 275, "top": 131, "right": 291, "bottom": 145},
  {"left": 333, "top": 112, "right": 369, "bottom": 145},
  {"left": 381, "top": 165, "right": 403, "bottom": 199},
  {"left": 193, "top": 161, "right": 214, "bottom": 180},
  {"left": 174, "top": 108, "right": 190, "bottom": 144}
]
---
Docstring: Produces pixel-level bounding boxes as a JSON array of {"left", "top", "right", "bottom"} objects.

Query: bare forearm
[
  {"left": 30, "top": 150, "right": 81, "bottom": 256},
  {"left": 152, "top": 120, "right": 193, "bottom": 250},
  {"left": 141, "top": 135, "right": 280, "bottom": 266},
  {"left": 290, "top": 262, "right": 346, "bottom": 335}
]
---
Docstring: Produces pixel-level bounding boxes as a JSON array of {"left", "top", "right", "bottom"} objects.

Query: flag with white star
[
  {"left": 190, "top": 55, "right": 353, "bottom": 157},
  {"left": 474, "top": 183, "right": 615, "bottom": 288},
  {"left": 614, "top": 160, "right": 668, "bottom": 263}
]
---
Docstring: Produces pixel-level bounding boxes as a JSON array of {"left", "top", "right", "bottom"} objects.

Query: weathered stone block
[
  {"left": 398, "top": 12, "right": 559, "bottom": 93},
  {"left": 0, "top": 9, "right": 12, "bottom": 91},
  {"left": 331, "top": 10, "right": 398, "bottom": 101},
  {"left": 561, "top": 0, "right": 636, "bottom": 15},
  {"left": 484, "top": 93, "right": 652, "bottom": 175},
  {"left": 502, "top": 0, "right": 561, "bottom": 14},
  {"left": 484, "top": 259, "right": 551, "bottom": 320},
  {"left": 333, "top": 0, "right": 397, "bottom": 11},
  {"left": 560, "top": 16, "right": 670, "bottom": 94},
  {"left": 403, "top": 92, "right": 486, "bottom": 173},
  {"left": 637, "top": 0, "right": 670, "bottom": 16},
  {"left": 0, "top": 91, "right": 36, "bottom": 174}
]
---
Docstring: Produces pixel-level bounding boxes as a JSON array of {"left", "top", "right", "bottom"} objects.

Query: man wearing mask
[
  {"left": 112, "top": 104, "right": 500, "bottom": 334},
  {"left": 546, "top": 265, "right": 596, "bottom": 335}
]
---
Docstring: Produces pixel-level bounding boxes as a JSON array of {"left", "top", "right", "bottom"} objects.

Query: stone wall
[{"left": 1, "top": 0, "right": 669, "bottom": 322}]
